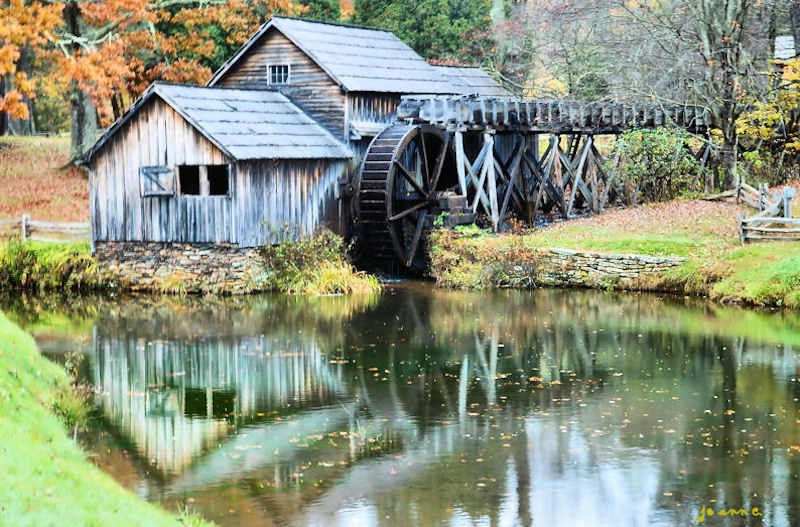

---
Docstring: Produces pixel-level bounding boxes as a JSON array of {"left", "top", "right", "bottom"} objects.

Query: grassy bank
[
  {"left": 0, "top": 231, "right": 380, "bottom": 296},
  {"left": 0, "top": 240, "right": 111, "bottom": 293},
  {"left": 0, "top": 313, "right": 214, "bottom": 526},
  {"left": 429, "top": 200, "right": 800, "bottom": 308},
  {"left": 261, "top": 229, "right": 381, "bottom": 295}
]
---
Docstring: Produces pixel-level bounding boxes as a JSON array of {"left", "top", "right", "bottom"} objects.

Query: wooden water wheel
[{"left": 353, "top": 124, "right": 463, "bottom": 274}]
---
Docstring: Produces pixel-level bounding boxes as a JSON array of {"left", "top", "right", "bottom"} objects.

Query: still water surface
[{"left": 5, "top": 285, "right": 800, "bottom": 527}]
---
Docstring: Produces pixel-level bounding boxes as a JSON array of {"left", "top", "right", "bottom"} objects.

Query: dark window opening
[
  {"left": 179, "top": 165, "right": 201, "bottom": 195},
  {"left": 207, "top": 165, "right": 230, "bottom": 196},
  {"left": 269, "top": 64, "right": 290, "bottom": 85},
  {"left": 178, "top": 164, "right": 230, "bottom": 197}
]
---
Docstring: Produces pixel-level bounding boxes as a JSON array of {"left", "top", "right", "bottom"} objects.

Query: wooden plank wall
[
  {"left": 234, "top": 158, "right": 347, "bottom": 247},
  {"left": 347, "top": 93, "right": 401, "bottom": 126},
  {"left": 90, "top": 97, "right": 233, "bottom": 244},
  {"left": 213, "top": 31, "right": 348, "bottom": 139}
]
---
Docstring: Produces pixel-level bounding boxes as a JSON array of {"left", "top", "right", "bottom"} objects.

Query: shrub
[
  {"left": 262, "top": 229, "right": 381, "bottom": 295},
  {"left": 0, "top": 240, "right": 109, "bottom": 292},
  {"left": 609, "top": 128, "right": 704, "bottom": 204}
]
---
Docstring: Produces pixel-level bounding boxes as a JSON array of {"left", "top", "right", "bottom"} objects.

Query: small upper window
[{"left": 268, "top": 64, "right": 290, "bottom": 85}]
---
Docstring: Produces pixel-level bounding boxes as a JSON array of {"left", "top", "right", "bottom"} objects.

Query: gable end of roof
[{"left": 80, "top": 83, "right": 352, "bottom": 165}]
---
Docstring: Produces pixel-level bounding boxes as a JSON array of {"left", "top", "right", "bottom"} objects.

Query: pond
[{"left": 4, "top": 285, "right": 800, "bottom": 527}]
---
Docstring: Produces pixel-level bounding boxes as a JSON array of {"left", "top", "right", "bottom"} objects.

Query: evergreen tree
[
  {"left": 299, "top": 0, "right": 341, "bottom": 22},
  {"left": 352, "top": 0, "right": 493, "bottom": 63}
]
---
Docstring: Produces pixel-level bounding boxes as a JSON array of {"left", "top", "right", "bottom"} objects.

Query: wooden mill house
[{"left": 79, "top": 16, "right": 507, "bottom": 289}]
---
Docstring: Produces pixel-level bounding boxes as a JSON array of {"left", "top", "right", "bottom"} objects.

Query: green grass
[
  {"left": 429, "top": 200, "right": 800, "bottom": 308},
  {"left": 0, "top": 312, "right": 215, "bottom": 527},
  {"left": 531, "top": 231, "right": 711, "bottom": 257},
  {"left": 526, "top": 205, "right": 739, "bottom": 258},
  {"left": 262, "top": 229, "right": 381, "bottom": 295},
  {"left": 710, "top": 243, "right": 800, "bottom": 307},
  {"left": 0, "top": 240, "right": 110, "bottom": 293}
]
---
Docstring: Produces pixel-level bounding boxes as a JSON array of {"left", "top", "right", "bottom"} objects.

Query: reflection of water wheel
[{"left": 354, "top": 124, "right": 460, "bottom": 274}]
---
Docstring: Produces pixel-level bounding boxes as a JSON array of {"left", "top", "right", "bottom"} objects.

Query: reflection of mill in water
[
  {"left": 91, "top": 291, "right": 609, "bottom": 485},
  {"left": 56, "top": 289, "right": 800, "bottom": 525},
  {"left": 94, "top": 333, "right": 348, "bottom": 476}
]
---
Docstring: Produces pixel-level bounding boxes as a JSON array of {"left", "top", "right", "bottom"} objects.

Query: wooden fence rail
[
  {"left": 0, "top": 214, "right": 90, "bottom": 243},
  {"left": 739, "top": 217, "right": 800, "bottom": 242},
  {"left": 739, "top": 186, "right": 798, "bottom": 243}
]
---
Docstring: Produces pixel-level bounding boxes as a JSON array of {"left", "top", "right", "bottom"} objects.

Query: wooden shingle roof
[
  {"left": 434, "top": 66, "right": 513, "bottom": 97},
  {"left": 208, "top": 16, "right": 458, "bottom": 94},
  {"left": 81, "top": 84, "right": 352, "bottom": 163}
]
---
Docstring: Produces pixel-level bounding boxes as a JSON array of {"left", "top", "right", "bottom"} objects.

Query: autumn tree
[
  {"left": 297, "top": 0, "right": 340, "bottom": 21},
  {"left": 0, "top": 0, "right": 62, "bottom": 134},
  {"left": 736, "top": 56, "right": 800, "bottom": 182},
  {"left": 53, "top": 0, "right": 301, "bottom": 160},
  {"left": 619, "top": 0, "right": 778, "bottom": 189}
]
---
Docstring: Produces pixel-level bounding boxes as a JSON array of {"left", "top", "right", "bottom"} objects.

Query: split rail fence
[
  {"left": 738, "top": 184, "right": 799, "bottom": 243},
  {"left": 0, "top": 214, "right": 90, "bottom": 243}
]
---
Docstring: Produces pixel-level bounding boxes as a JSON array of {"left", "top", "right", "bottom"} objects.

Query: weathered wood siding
[
  {"left": 235, "top": 158, "right": 347, "bottom": 247},
  {"left": 90, "top": 97, "right": 233, "bottom": 243},
  {"left": 347, "top": 93, "right": 401, "bottom": 125},
  {"left": 214, "top": 31, "right": 348, "bottom": 139}
]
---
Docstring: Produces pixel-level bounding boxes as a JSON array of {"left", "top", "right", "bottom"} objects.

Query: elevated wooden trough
[{"left": 397, "top": 96, "right": 711, "bottom": 134}]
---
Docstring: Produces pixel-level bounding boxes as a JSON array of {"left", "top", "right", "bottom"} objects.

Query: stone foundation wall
[
  {"left": 95, "top": 241, "right": 685, "bottom": 295},
  {"left": 94, "top": 242, "right": 270, "bottom": 294},
  {"left": 529, "top": 248, "right": 685, "bottom": 288}
]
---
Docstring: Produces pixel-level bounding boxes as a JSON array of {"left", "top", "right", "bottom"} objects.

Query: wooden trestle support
[{"left": 354, "top": 95, "right": 710, "bottom": 273}]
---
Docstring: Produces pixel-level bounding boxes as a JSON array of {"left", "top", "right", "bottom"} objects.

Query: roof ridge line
[{"left": 270, "top": 14, "right": 394, "bottom": 34}]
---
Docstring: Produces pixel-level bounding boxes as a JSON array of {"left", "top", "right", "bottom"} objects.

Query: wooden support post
[
  {"left": 471, "top": 143, "right": 492, "bottom": 214},
  {"left": 21, "top": 213, "right": 30, "bottom": 241},
  {"left": 783, "top": 187, "right": 796, "bottom": 218},
  {"left": 455, "top": 128, "right": 468, "bottom": 196},
  {"left": 529, "top": 148, "right": 547, "bottom": 219},
  {"left": 466, "top": 141, "right": 493, "bottom": 214},
  {"left": 738, "top": 213, "right": 746, "bottom": 243},
  {"left": 484, "top": 131, "right": 499, "bottom": 229},
  {"left": 563, "top": 136, "right": 593, "bottom": 217},
  {"left": 529, "top": 135, "right": 563, "bottom": 218},
  {"left": 498, "top": 138, "right": 524, "bottom": 221}
]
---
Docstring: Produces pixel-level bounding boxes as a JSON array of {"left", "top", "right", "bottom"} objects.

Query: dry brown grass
[
  {"left": 548, "top": 200, "right": 742, "bottom": 236},
  {"left": 0, "top": 136, "right": 89, "bottom": 223}
]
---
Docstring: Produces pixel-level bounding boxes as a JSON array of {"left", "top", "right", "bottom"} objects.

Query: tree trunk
[
  {"left": 0, "top": 76, "right": 7, "bottom": 136},
  {"left": 64, "top": 0, "right": 97, "bottom": 160},
  {"left": 720, "top": 139, "right": 739, "bottom": 189},
  {"left": 70, "top": 82, "right": 97, "bottom": 160},
  {"left": 792, "top": 1, "right": 800, "bottom": 55}
]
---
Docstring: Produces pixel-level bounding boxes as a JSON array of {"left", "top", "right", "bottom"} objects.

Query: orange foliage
[
  {"left": 147, "top": 58, "right": 212, "bottom": 87},
  {"left": 2, "top": 0, "right": 302, "bottom": 126},
  {"left": 0, "top": 0, "right": 62, "bottom": 119},
  {"left": 52, "top": 0, "right": 303, "bottom": 125}
]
